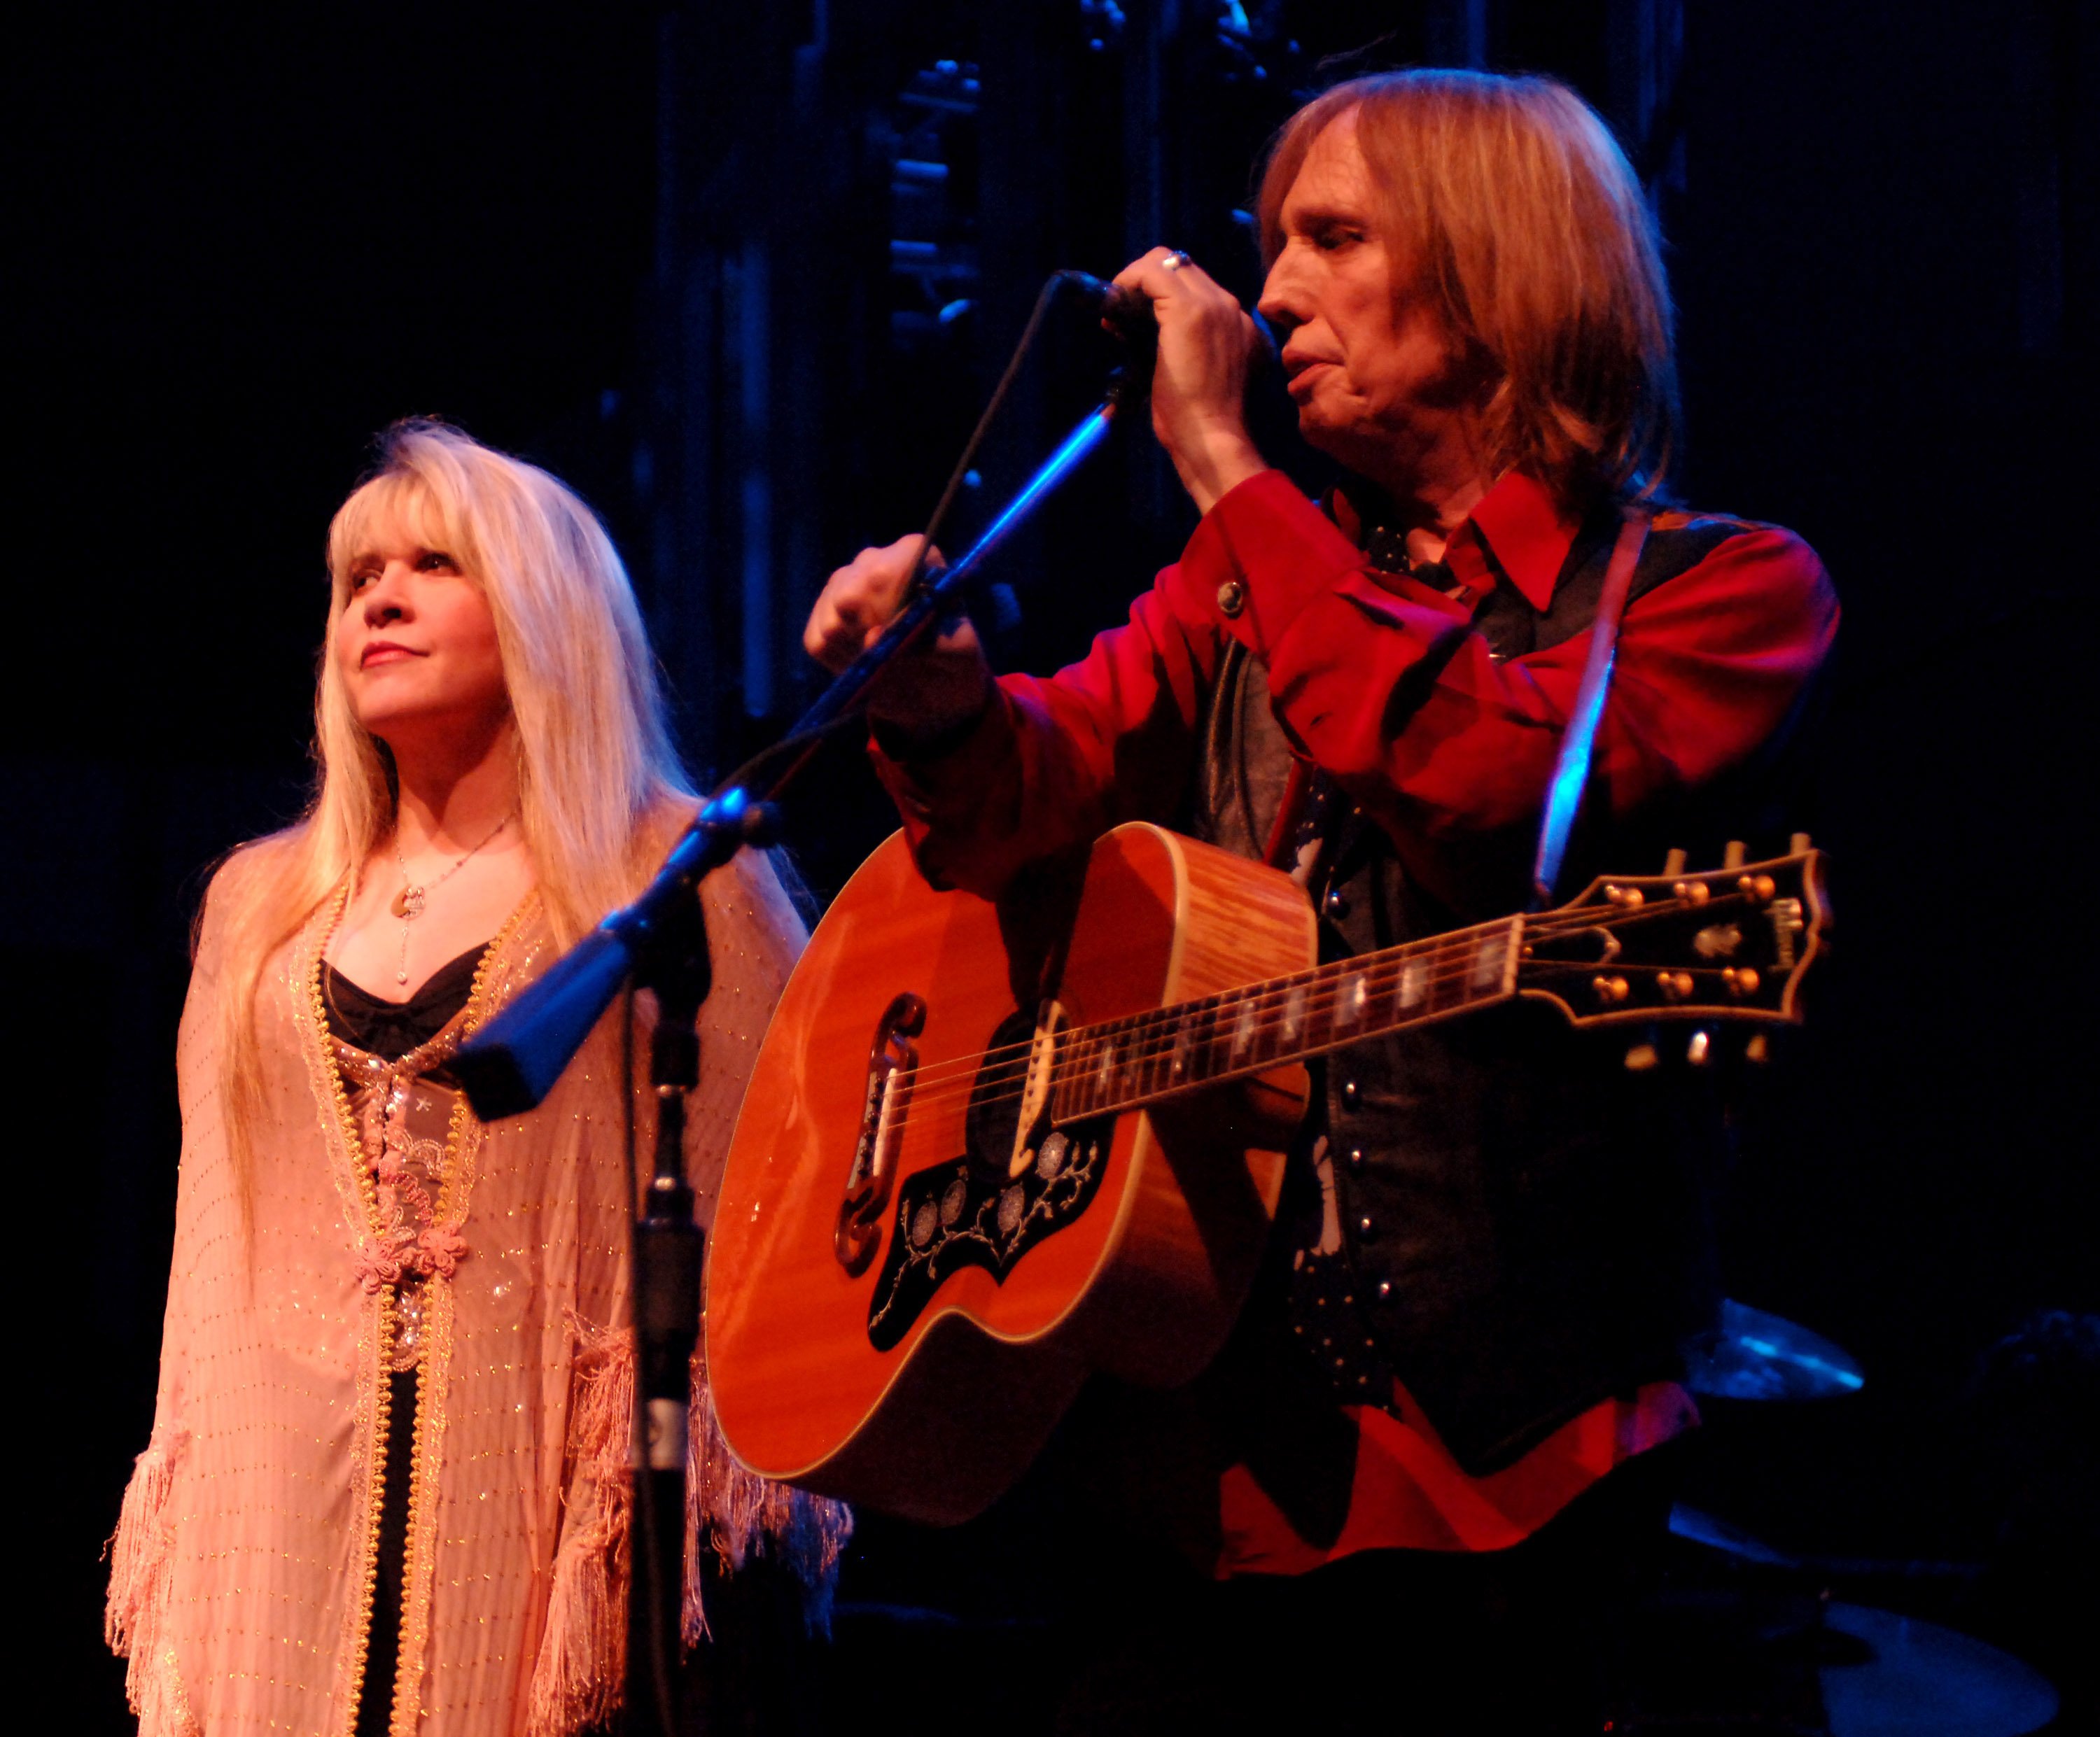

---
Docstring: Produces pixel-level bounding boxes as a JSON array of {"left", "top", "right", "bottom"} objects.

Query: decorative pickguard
[{"left": 865, "top": 1120, "right": 1112, "bottom": 1351}]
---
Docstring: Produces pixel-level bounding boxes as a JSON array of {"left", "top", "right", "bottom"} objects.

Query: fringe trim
[
  {"left": 685, "top": 1351, "right": 854, "bottom": 1647},
  {"left": 525, "top": 1330, "right": 634, "bottom": 1737},
  {"left": 105, "top": 1430, "right": 201, "bottom": 1737},
  {"left": 524, "top": 1328, "right": 855, "bottom": 1727}
]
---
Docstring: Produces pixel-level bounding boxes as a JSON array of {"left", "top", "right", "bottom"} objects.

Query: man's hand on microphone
[
  {"left": 804, "top": 534, "right": 995, "bottom": 747},
  {"left": 1112, "top": 246, "right": 1271, "bottom": 514}
]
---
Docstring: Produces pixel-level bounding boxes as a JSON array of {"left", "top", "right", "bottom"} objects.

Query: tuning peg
[
  {"left": 1625, "top": 1041, "right": 1659, "bottom": 1071},
  {"left": 1686, "top": 1030, "right": 1712, "bottom": 1066},
  {"left": 1789, "top": 832, "right": 1811, "bottom": 855},
  {"left": 1722, "top": 841, "right": 1746, "bottom": 869},
  {"left": 1662, "top": 848, "right": 1688, "bottom": 877},
  {"left": 1746, "top": 1033, "right": 1770, "bottom": 1064}
]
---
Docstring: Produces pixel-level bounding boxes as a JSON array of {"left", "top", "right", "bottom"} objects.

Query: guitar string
[
  {"left": 876, "top": 929, "right": 1522, "bottom": 1104},
  {"left": 876, "top": 892, "right": 1709, "bottom": 1097},
  {"left": 872, "top": 894, "right": 1771, "bottom": 1115},
  {"left": 899, "top": 958, "right": 1726, "bottom": 1123},
  {"left": 869, "top": 889, "right": 1770, "bottom": 1111},
  {"left": 886, "top": 892, "right": 1778, "bottom": 1121},
  {"left": 906, "top": 976, "right": 1780, "bottom": 1126}
]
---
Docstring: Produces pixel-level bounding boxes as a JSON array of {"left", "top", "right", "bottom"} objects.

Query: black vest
[{"left": 1181, "top": 506, "right": 1821, "bottom": 1478}]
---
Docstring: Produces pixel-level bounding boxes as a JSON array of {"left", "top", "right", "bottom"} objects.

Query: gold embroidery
[
  {"left": 292, "top": 889, "right": 398, "bottom": 1737},
  {"left": 386, "top": 917, "right": 524, "bottom": 1732},
  {"left": 303, "top": 885, "right": 396, "bottom": 1302},
  {"left": 295, "top": 885, "right": 540, "bottom": 1735},
  {"left": 158, "top": 1641, "right": 202, "bottom": 1737},
  {"left": 340, "top": 1289, "right": 397, "bottom": 1737},
  {"left": 391, "top": 1276, "right": 454, "bottom": 1733}
]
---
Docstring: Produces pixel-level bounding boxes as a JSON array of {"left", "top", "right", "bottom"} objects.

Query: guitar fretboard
[{"left": 1049, "top": 915, "right": 1526, "bottom": 1122}]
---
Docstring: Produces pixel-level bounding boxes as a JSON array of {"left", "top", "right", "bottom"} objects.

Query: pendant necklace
[{"left": 390, "top": 810, "right": 517, "bottom": 985}]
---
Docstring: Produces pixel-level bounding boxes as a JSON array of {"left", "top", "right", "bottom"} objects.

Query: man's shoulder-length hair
[{"left": 1257, "top": 69, "right": 1680, "bottom": 512}]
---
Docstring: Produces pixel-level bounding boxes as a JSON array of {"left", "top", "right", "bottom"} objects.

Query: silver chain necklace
[{"left": 388, "top": 810, "right": 516, "bottom": 985}]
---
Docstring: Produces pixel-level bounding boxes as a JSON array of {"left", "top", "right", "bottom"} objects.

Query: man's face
[{"left": 1257, "top": 112, "right": 1485, "bottom": 495}]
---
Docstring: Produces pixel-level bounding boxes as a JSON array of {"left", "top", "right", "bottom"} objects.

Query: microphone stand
[
  {"left": 450, "top": 371, "right": 1135, "bottom": 1736},
  {"left": 628, "top": 871, "right": 710, "bottom": 1733}
]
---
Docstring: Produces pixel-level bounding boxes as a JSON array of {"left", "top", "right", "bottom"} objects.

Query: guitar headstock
[{"left": 1518, "top": 841, "right": 1828, "bottom": 1033}]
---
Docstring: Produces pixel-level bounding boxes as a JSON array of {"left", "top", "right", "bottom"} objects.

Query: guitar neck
[{"left": 1049, "top": 915, "right": 1525, "bottom": 1123}]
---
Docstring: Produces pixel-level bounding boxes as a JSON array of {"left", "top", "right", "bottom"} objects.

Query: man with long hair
[{"left": 808, "top": 71, "right": 1836, "bottom": 1731}]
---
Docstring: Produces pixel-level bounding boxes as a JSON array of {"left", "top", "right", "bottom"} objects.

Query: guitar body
[
  {"left": 706, "top": 811, "right": 1828, "bottom": 1526},
  {"left": 706, "top": 822, "right": 1314, "bottom": 1524}
]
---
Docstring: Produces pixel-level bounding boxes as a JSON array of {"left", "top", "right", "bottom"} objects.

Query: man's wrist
[{"left": 1180, "top": 433, "right": 1271, "bottom": 516}]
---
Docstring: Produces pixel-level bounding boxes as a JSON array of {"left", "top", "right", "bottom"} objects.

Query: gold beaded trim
[
  {"left": 292, "top": 882, "right": 538, "bottom": 1736},
  {"left": 389, "top": 1274, "right": 454, "bottom": 1734},
  {"left": 386, "top": 908, "right": 531, "bottom": 1734},
  {"left": 292, "top": 885, "right": 396, "bottom": 1736}
]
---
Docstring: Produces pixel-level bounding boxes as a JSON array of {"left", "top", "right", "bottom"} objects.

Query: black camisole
[{"left": 324, "top": 944, "right": 487, "bottom": 1736}]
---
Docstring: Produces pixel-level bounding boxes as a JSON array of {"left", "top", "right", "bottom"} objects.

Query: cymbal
[
  {"left": 1630, "top": 1571, "right": 2061, "bottom": 1736},
  {"left": 1820, "top": 1602, "right": 2059, "bottom": 1737},
  {"left": 1667, "top": 1502, "right": 1800, "bottom": 1568},
  {"left": 1684, "top": 1298, "right": 1865, "bottom": 1401}
]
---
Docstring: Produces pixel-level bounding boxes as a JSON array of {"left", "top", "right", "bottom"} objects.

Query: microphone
[
  {"left": 1055, "top": 268, "right": 1278, "bottom": 377},
  {"left": 1056, "top": 269, "right": 1158, "bottom": 349}
]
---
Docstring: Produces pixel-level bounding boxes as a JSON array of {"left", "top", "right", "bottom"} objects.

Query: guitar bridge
[{"left": 834, "top": 992, "right": 925, "bottom": 1277}]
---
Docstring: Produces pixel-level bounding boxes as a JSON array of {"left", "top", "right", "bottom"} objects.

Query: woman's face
[
  {"left": 1256, "top": 111, "right": 1489, "bottom": 497},
  {"left": 332, "top": 503, "right": 509, "bottom": 754}
]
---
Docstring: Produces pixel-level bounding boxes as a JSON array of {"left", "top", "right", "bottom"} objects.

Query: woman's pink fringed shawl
[{"left": 106, "top": 848, "right": 850, "bottom": 1736}]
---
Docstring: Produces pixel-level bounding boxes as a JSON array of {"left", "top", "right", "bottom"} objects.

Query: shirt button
[
  {"left": 1216, "top": 579, "right": 1246, "bottom": 618},
  {"left": 1356, "top": 1214, "right": 1377, "bottom": 1240},
  {"left": 1340, "top": 1078, "right": 1359, "bottom": 1106},
  {"left": 1324, "top": 887, "right": 1350, "bottom": 918},
  {"left": 1377, "top": 1280, "right": 1393, "bottom": 1300},
  {"left": 1345, "top": 1147, "right": 1366, "bottom": 1172}
]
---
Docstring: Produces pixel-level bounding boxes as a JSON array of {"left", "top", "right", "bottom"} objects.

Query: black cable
[
  {"left": 611, "top": 273, "right": 1110, "bottom": 1734},
  {"left": 695, "top": 270, "right": 1110, "bottom": 809}
]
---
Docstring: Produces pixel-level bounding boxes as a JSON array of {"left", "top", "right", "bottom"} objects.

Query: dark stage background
[{"left": 12, "top": 1, "right": 2095, "bottom": 1729}]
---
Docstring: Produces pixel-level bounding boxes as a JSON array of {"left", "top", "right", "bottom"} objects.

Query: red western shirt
[{"left": 875, "top": 467, "right": 1837, "bottom": 1570}]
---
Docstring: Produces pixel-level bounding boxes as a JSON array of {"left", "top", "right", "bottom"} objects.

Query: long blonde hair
[
  {"left": 216, "top": 420, "right": 691, "bottom": 1179},
  {"left": 1257, "top": 69, "right": 1679, "bottom": 510}
]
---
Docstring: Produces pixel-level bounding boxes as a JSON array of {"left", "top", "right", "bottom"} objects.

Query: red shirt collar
[{"left": 1444, "top": 472, "right": 1578, "bottom": 612}]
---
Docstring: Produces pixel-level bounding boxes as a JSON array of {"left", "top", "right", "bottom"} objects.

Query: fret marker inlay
[
  {"left": 1473, "top": 933, "right": 1506, "bottom": 990},
  {"left": 1399, "top": 959, "right": 1428, "bottom": 1009}
]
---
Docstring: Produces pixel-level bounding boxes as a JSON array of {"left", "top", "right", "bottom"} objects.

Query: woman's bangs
[{"left": 328, "top": 468, "right": 475, "bottom": 596}]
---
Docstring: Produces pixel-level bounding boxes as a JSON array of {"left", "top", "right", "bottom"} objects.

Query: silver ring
[{"left": 1161, "top": 249, "right": 1192, "bottom": 273}]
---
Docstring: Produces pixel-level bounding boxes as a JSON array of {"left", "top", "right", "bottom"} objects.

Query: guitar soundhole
[{"left": 866, "top": 1008, "right": 1112, "bottom": 1351}]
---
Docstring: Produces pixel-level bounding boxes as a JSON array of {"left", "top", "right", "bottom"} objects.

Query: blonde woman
[{"left": 106, "top": 421, "right": 846, "bottom": 1737}]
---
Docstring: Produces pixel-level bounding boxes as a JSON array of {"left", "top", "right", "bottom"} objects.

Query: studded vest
[{"left": 1182, "top": 505, "right": 1821, "bottom": 1475}]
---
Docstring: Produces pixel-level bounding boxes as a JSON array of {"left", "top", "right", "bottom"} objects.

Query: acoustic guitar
[{"left": 705, "top": 822, "right": 1826, "bottom": 1524}]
